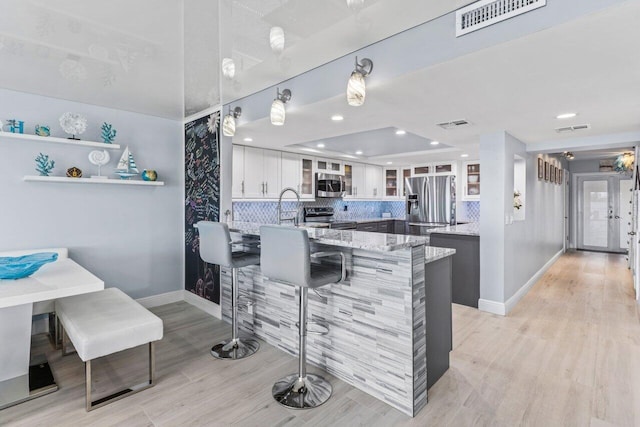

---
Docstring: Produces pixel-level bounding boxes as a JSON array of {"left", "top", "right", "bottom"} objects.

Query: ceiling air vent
[
  {"left": 437, "top": 119, "right": 470, "bottom": 130},
  {"left": 456, "top": 0, "right": 547, "bottom": 37},
  {"left": 555, "top": 124, "right": 591, "bottom": 133}
]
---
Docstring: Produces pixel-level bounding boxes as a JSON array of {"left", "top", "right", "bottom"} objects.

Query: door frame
[{"left": 573, "top": 172, "right": 631, "bottom": 253}]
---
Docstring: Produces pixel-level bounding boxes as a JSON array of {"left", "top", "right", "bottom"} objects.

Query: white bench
[{"left": 56, "top": 287, "right": 163, "bottom": 411}]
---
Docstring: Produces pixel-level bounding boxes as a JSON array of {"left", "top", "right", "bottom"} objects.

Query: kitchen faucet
[{"left": 277, "top": 187, "right": 301, "bottom": 226}]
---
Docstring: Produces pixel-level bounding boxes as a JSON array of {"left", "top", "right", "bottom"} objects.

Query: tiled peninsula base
[{"left": 221, "top": 244, "right": 427, "bottom": 416}]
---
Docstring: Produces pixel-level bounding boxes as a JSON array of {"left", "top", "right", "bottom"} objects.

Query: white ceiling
[
  {"left": 233, "top": 1, "right": 640, "bottom": 165},
  {"left": 0, "top": 0, "right": 184, "bottom": 119},
  {"left": 287, "top": 127, "right": 451, "bottom": 160},
  {"left": 1, "top": 0, "right": 638, "bottom": 169},
  {"left": 0, "top": 0, "right": 475, "bottom": 119}
]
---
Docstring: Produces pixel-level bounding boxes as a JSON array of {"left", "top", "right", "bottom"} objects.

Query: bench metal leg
[{"left": 85, "top": 342, "right": 156, "bottom": 412}]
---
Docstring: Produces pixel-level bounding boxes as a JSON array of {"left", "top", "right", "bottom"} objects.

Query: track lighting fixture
[
  {"left": 347, "top": 56, "right": 373, "bottom": 107},
  {"left": 271, "top": 88, "right": 292, "bottom": 126},
  {"left": 222, "top": 106, "right": 241, "bottom": 137}
]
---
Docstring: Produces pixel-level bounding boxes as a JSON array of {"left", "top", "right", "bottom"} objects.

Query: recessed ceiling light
[
  {"left": 317, "top": 143, "right": 325, "bottom": 148},
  {"left": 331, "top": 115, "right": 344, "bottom": 121},
  {"left": 355, "top": 150, "right": 363, "bottom": 155},
  {"left": 461, "top": 154, "right": 469, "bottom": 158},
  {"left": 430, "top": 141, "right": 439, "bottom": 145},
  {"left": 556, "top": 113, "right": 577, "bottom": 119},
  {"left": 243, "top": 137, "right": 253, "bottom": 142},
  {"left": 386, "top": 161, "right": 393, "bottom": 164},
  {"left": 395, "top": 130, "right": 406, "bottom": 135}
]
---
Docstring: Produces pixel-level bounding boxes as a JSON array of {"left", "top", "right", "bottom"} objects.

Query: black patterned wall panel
[{"left": 184, "top": 112, "right": 221, "bottom": 304}]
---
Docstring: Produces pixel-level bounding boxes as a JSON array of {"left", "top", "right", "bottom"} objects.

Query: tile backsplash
[
  {"left": 232, "top": 199, "right": 480, "bottom": 224},
  {"left": 459, "top": 201, "right": 480, "bottom": 222},
  {"left": 233, "top": 199, "right": 405, "bottom": 224}
]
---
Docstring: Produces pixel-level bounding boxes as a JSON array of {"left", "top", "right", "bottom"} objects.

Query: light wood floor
[{"left": 3, "top": 251, "right": 640, "bottom": 426}]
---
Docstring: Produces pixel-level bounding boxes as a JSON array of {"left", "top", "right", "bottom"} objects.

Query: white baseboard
[
  {"left": 504, "top": 249, "right": 564, "bottom": 314},
  {"left": 136, "top": 290, "right": 185, "bottom": 308},
  {"left": 478, "top": 299, "right": 506, "bottom": 316},
  {"left": 183, "top": 290, "right": 221, "bottom": 319},
  {"left": 479, "top": 249, "right": 564, "bottom": 316}
]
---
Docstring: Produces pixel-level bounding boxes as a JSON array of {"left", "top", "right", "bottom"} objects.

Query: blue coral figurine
[
  {"left": 101, "top": 122, "right": 117, "bottom": 144},
  {"left": 35, "top": 153, "right": 55, "bottom": 176}
]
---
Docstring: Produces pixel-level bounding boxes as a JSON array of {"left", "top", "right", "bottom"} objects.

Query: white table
[{"left": 0, "top": 248, "right": 104, "bottom": 410}]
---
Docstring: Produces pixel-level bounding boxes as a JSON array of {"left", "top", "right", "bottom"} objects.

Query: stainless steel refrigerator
[{"left": 405, "top": 176, "right": 456, "bottom": 235}]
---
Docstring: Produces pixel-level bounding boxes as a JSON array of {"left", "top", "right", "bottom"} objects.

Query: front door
[{"left": 577, "top": 175, "right": 632, "bottom": 253}]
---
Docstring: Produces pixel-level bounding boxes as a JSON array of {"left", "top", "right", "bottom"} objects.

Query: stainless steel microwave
[{"left": 316, "top": 173, "right": 345, "bottom": 198}]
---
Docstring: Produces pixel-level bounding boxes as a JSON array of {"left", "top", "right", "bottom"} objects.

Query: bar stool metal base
[
  {"left": 272, "top": 373, "right": 332, "bottom": 409},
  {"left": 211, "top": 338, "right": 260, "bottom": 360}
]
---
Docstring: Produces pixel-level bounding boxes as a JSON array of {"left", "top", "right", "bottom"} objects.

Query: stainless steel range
[{"left": 303, "top": 207, "right": 357, "bottom": 230}]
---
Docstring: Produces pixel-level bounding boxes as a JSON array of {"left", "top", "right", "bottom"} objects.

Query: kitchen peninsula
[{"left": 221, "top": 223, "right": 455, "bottom": 416}]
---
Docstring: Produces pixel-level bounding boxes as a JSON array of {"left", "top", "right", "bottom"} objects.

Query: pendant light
[
  {"left": 347, "top": 56, "right": 373, "bottom": 107},
  {"left": 270, "top": 26, "right": 285, "bottom": 54},
  {"left": 221, "top": 57, "right": 235, "bottom": 80},
  {"left": 346, "top": 0, "right": 365, "bottom": 10},
  {"left": 222, "top": 106, "right": 242, "bottom": 137},
  {"left": 270, "top": 88, "right": 292, "bottom": 126}
]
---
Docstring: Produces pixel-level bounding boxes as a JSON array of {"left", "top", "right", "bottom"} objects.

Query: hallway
[
  {"left": 3, "top": 252, "right": 640, "bottom": 426},
  {"left": 422, "top": 250, "right": 640, "bottom": 426}
]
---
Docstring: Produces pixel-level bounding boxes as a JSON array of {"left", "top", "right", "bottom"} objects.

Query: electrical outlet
[{"left": 343, "top": 205, "right": 348, "bottom": 211}]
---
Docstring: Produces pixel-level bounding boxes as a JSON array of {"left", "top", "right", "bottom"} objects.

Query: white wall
[
  {"left": 480, "top": 131, "right": 564, "bottom": 314},
  {"left": 0, "top": 89, "right": 184, "bottom": 299}
]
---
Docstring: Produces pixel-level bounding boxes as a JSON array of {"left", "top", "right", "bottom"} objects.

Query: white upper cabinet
[
  {"left": 461, "top": 161, "right": 480, "bottom": 201},
  {"left": 281, "top": 152, "right": 315, "bottom": 199},
  {"left": 316, "top": 158, "right": 344, "bottom": 175},
  {"left": 344, "top": 162, "right": 366, "bottom": 198},
  {"left": 365, "top": 164, "right": 383, "bottom": 198},
  {"left": 242, "top": 147, "right": 281, "bottom": 198},
  {"left": 232, "top": 145, "right": 245, "bottom": 198},
  {"left": 383, "top": 167, "right": 401, "bottom": 199}
]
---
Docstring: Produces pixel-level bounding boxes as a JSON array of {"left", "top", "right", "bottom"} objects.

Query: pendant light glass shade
[
  {"left": 270, "top": 26, "right": 285, "bottom": 53},
  {"left": 222, "top": 114, "right": 236, "bottom": 136},
  {"left": 347, "top": 71, "right": 366, "bottom": 106},
  {"left": 270, "top": 99, "right": 286, "bottom": 126},
  {"left": 222, "top": 57, "right": 235, "bottom": 79}
]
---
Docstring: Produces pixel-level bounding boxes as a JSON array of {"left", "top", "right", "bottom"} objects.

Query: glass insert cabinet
[{"left": 462, "top": 161, "right": 480, "bottom": 201}]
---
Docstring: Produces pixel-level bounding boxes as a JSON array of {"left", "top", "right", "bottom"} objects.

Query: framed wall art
[
  {"left": 538, "top": 158, "right": 543, "bottom": 180},
  {"left": 544, "top": 161, "right": 549, "bottom": 181}
]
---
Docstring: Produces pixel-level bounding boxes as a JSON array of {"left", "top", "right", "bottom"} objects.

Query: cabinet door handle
[
  {"left": 261, "top": 182, "right": 265, "bottom": 195},
  {"left": 242, "top": 181, "right": 245, "bottom": 195},
  {"left": 265, "top": 182, "right": 268, "bottom": 195}
]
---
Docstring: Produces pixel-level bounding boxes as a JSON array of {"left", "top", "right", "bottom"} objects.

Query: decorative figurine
[
  {"left": 100, "top": 122, "right": 117, "bottom": 144},
  {"left": 66, "top": 167, "right": 83, "bottom": 178},
  {"left": 34, "top": 153, "right": 55, "bottom": 176},
  {"left": 59, "top": 112, "right": 87, "bottom": 140},
  {"left": 114, "top": 146, "right": 139, "bottom": 179},
  {"left": 88, "top": 150, "right": 110, "bottom": 179},
  {"left": 141, "top": 169, "right": 157, "bottom": 181},
  {"left": 7, "top": 119, "right": 24, "bottom": 134},
  {"left": 35, "top": 125, "right": 50, "bottom": 137}
]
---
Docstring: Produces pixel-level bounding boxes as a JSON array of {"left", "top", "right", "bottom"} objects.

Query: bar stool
[
  {"left": 197, "top": 221, "right": 260, "bottom": 360},
  {"left": 259, "top": 225, "right": 346, "bottom": 409}
]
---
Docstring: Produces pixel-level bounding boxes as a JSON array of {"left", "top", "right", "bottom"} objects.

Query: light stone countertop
[
  {"left": 422, "top": 222, "right": 480, "bottom": 236},
  {"left": 424, "top": 246, "right": 457, "bottom": 263},
  {"left": 227, "top": 221, "right": 436, "bottom": 253}
]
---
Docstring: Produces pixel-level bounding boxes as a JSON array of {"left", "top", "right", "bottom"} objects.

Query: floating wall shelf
[
  {"left": 23, "top": 176, "right": 164, "bottom": 186},
  {"left": 1, "top": 132, "right": 121, "bottom": 149}
]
